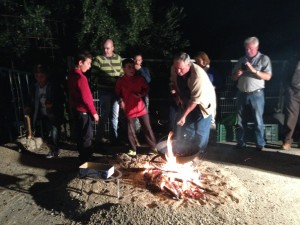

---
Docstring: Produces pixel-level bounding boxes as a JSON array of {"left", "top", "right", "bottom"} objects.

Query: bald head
[{"left": 103, "top": 39, "right": 114, "bottom": 57}]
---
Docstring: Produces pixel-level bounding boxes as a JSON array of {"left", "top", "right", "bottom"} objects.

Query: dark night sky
[{"left": 175, "top": 0, "right": 300, "bottom": 60}]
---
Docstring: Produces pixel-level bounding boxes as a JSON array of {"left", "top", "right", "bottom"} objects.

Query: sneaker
[
  {"left": 235, "top": 143, "right": 247, "bottom": 149},
  {"left": 127, "top": 149, "right": 137, "bottom": 156},
  {"left": 149, "top": 148, "right": 158, "bottom": 155},
  {"left": 100, "top": 137, "right": 111, "bottom": 144},
  {"left": 282, "top": 143, "right": 291, "bottom": 150},
  {"left": 255, "top": 146, "right": 263, "bottom": 151},
  {"left": 46, "top": 151, "right": 59, "bottom": 159}
]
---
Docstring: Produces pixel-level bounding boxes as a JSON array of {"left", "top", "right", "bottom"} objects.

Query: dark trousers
[
  {"left": 283, "top": 88, "right": 300, "bottom": 144},
  {"left": 36, "top": 115, "right": 61, "bottom": 152},
  {"left": 127, "top": 114, "right": 156, "bottom": 151},
  {"left": 73, "top": 110, "right": 93, "bottom": 162},
  {"left": 95, "top": 91, "right": 119, "bottom": 141}
]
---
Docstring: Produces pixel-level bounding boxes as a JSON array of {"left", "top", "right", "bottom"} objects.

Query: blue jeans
[
  {"left": 175, "top": 108, "right": 212, "bottom": 155},
  {"left": 236, "top": 90, "right": 265, "bottom": 147},
  {"left": 37, "top": 116, "right": 61, "bottom": 152},
  {"left": 96, "top": 91, "right": 119, "bottom": 141}
]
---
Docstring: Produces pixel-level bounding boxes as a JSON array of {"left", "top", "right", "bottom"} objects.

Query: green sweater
[{"left": 91, "top": 53, "right": 123, "bottom": 91}]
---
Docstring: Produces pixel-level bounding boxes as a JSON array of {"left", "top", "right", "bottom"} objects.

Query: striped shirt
[{"left": 91, "top": 53, "right": 123, "bottom": 91}]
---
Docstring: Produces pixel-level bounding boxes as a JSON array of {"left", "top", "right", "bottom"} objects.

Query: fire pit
[
  {"left": 145, "top": 156, "right": 218, "bottom": 200},
  {"left": 144, "top": 132, "right": 218, "bottom": 201}
]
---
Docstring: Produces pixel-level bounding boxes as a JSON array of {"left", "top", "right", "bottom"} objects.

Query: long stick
[{"left": 24, "top": 115, "right": 32, "bottom": 138}]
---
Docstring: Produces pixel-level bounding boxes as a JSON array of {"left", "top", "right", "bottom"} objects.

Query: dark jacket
[{"left": 31, "top": 81, "right": 65, "bottom": 127}]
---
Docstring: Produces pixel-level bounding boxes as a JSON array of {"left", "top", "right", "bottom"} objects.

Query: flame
[
  {"left": 165, "top": 131, "right": 176, "bottom": 164},
  {"left": 162, "top": 132, "right": 201, "bottom": 185},
  {"left": 144, "top": 131, "right": 204, "bottom": 199}
]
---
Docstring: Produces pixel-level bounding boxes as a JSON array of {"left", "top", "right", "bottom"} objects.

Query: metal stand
[{"left": 80, "top": 169, "right": 122, "bottom": 199}]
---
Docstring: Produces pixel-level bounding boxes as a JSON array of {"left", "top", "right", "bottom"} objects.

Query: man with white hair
[
  {"left": 170, "top": 52, "right": 216, "bottom": 158},
  {"left": 232, "top": 36, "right": 272, "bottom": 151}
]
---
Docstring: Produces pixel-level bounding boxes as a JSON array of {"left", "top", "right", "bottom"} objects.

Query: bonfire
[{"left": 144, "top": 132, "right": 218, "bottom": 200}]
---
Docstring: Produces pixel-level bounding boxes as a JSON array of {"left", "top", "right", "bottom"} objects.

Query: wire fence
[{"left": 0, "top": 59, "right": 289, "bottom": 144}]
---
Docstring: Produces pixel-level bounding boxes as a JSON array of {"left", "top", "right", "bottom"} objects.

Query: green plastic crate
[
  {"left": 217, "top": 124, "right": 237, "bottom": 142},
  {"left": 217, "top": 123, "right": 278, "bottom": 143}
]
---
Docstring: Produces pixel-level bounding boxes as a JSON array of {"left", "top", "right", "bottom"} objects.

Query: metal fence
[
  {"left": 0, "top": 59, "right": 289, "bottom": 144},
  {"left": 0, "top": 67, "right": 34, "bottom": 143}
]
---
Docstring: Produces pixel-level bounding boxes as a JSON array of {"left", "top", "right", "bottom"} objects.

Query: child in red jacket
[{"left": 115, "top": 58, "right": 156, "bottom": 156}]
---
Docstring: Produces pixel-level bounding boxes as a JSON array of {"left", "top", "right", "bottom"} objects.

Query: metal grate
[{"left": 92, "top": 90, "right": 110, "bottom": 139}]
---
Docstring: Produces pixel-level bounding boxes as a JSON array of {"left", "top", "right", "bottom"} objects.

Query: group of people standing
[
  {"left": 68, "top": 39, "right": 156, "bottom": 161},
  {"left": 27, "top": 36, "right": 300, "bottom": 163},
  {"left": 28, "top": 38, "right": 218, "bottom": 163}
]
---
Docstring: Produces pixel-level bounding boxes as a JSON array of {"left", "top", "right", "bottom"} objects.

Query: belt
[{"left": 241, "top": 89, "right": 264, "bottom": 95}]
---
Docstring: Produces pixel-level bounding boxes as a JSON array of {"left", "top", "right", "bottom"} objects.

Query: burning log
[
  {"left": 163, "top": 185, "right": 180, "bottom": 200},
  {"left": 144, "top": 169, "right": 163, "bottom": 192},
  {"left": 143, "top": 131, "right": 237, "bottom": 204},
  {"left": 144, "top": 168, "right": 211, "bottom": 200}
]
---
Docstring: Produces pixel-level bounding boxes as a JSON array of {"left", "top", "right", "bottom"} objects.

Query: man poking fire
[{"left": 169, "top": 52, "right": 216, "bottom": 159}]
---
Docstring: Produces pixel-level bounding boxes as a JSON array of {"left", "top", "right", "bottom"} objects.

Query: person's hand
[
  {"left": 177, "top": 116, "right": 186, "bottom": 126},
  {"left": 24, "top": 107, "right": 31, "bottom": 115},
  {"left": 132, "top": 93, "right": 142, "bottom": 98},
  {"left": 175, "top": 95, "right": 183, "bottom": 106},
  {"left": 245, "top": 62, "right": 256, "bottom": 73},
  {"left": 232, "top": 69, "right": 243, "bottom": 81},
  {"left": 119, "top": 100, "right": 125, "bottom": 110},
  {"left": 93, "top": 113, "right": 99, "bottom": 122},
  {"left": 170, "top": 89, "right": 176, "bottom": 94}
]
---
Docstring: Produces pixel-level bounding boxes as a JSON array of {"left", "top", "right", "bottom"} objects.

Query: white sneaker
[{"left": 46, "top": 151, "right": 59, "bottom": 159}]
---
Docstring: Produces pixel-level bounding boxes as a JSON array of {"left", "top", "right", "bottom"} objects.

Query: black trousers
[
  {"left": 283, "top": 88, "right": 300, "bottom": 144},
  {"left": 73, "top": 110, "right": 93, "bottom": 162}
]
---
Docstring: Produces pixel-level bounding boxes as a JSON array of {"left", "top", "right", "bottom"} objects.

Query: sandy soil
[{"left": 1, "top": 140, "right": 300, "bottom": 225}]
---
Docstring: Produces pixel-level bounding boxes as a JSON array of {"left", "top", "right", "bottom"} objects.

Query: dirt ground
[{"left": 1, "top": 139, "right": 300, "bottom": 225}]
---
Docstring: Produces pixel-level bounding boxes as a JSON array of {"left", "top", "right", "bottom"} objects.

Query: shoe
[
  {"left": 149, "top": 148, "right": 158, "bottom": 155},
  {"left": 282, "top": 143, "right": 291, "bottom": 150},
  {"left": 127, "top": 149, "right": 137, "bottom": 156},
  {"left": 255, "top": 146, "right": 263, "bottom": 151},
  {"left": 46, "top": 151, "right": 59, "bottom": 159},
  {"left": 102, "top": 138, "right": 111, "bottom": 144},
  {"left": 235, "top": 144, "right": 247, "bottom": 149}
]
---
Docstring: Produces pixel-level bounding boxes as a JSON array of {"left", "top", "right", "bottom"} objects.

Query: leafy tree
[
  {"left": 151, "top": 5, "right": 189, "bottom": 56},
  {"left": 0, "top": 1, "right": 52, "bottom": 57},
  {"left": 77, "top": 0, "right": 189, "bottom": 58},
  {"left": 0, "top": 0, "right": 189, "bottom": 65}
]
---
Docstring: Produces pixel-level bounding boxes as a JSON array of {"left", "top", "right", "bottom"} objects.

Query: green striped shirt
[{"left": 91, "top": 53, "right": 123, "bottom": 91}]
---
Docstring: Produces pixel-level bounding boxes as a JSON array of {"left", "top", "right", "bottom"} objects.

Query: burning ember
[{"left": 144, "top": 132, "right": 219, "bottom": 201}]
